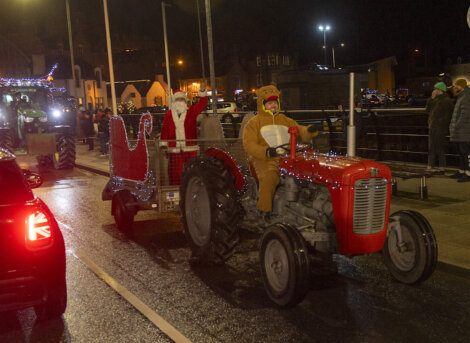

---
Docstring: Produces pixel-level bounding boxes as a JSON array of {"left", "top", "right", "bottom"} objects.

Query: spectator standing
[
  {"left": 449, "top": 79, "right": 470, "bottom": 182},
  {"left": 98, "top": 108, "right": 111, "bottom": 156},
  {"left": 427, "top": 82, "right": 454, "bottom": 172}
]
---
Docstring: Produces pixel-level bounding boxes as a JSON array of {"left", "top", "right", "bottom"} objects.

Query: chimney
[{"left": 155, "top": 74, "right": 165, "bottom": 83}]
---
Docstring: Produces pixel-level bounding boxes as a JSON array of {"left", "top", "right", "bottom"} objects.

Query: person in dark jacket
[
  {"left": 79, "top": 108, "right": 95, "bottom": 150},
  {"left": 98, "top": 108, "right": 111, "bottom": 156},
  {"left": 449, "top": 79, "right": 470, "bottom": 182},
  {"left": 427, "top": 82, "right": 454, "bottom": 172}
]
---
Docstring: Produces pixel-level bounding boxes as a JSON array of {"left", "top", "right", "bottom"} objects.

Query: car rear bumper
[{"left": 0, "top": 269, "right": 47, "bottom": 312}]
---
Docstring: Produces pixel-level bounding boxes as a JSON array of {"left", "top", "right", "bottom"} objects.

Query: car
[
  {"left": 203, "top": 101, "right": 240, "bottom": 123},
  {"left": 137, "top": 105, "right": 168, "bottom": 114},
  {"left": 0, "top": 148, "right": 66, "bottom": 319}
]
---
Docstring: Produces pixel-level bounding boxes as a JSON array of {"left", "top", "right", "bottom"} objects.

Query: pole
[
  {"left": 103, "top": 0, "right": 117, "bottom": 114},
  {"left": 162, "top": 1, "right": 172, "bottom": 107},
  {"left": 65, "top": 0, "right": 75, "bottom": 97},
  {"left": 323, "top": 31, "right": 327, "bottom": 66},
  {"left": 196, "top": 0, "right": 206, "bottom": 81},
  {"left": 332, "top": 47, "right": 336, "bottom": 68},
  {"left": 205, "top": 0, "right": 217, "bottom": 116},
  {"left": 347, "top": 72, "right": 356, "bottom": 156}
]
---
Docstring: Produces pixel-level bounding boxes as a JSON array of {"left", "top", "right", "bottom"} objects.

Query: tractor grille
[{"left": 353, "top": 178, "right": 388, "bottom": 234}]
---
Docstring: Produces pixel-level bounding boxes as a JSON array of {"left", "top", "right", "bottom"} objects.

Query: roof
[{"left": 106, "top": 80, "right": 155, "bottom": 97}]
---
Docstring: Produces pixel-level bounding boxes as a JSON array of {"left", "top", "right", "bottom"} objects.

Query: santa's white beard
[{"left": 171, "top": 102, "right": 188, "bottom": 116}]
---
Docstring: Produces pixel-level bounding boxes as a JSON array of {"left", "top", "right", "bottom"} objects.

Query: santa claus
[{"left": 160, "top": 85, "right": 208, "bottom": 185}]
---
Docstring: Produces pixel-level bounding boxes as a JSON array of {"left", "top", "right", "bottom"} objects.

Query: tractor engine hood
[
  {"left": 18, "top": 108, "right": 47, "bottom": 118},
  {"left": 279, "top": 151, "right": 392, "bottom": 187}
]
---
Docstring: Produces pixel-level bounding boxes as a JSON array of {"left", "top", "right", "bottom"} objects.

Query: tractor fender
[{"left": 204, "top": 147, "right": 246, "bottom": 193}]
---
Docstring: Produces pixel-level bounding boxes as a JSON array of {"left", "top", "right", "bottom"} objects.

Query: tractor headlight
[
  {"left": 52, "top": 109, "right": 62, "bottom": 118},
  {"left": 24, "top": 117, "right": 34, "bottom": 123},
  {"left": 39, "top": 116, "right": 48, "bottom": 122}
]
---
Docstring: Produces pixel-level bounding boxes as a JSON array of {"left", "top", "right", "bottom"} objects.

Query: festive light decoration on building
[{"left": 0, "top": 63, "right": 59, "bottom": 88}]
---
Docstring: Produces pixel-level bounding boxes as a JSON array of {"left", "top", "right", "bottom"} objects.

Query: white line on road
[
  {"left": 72, "top": 250, "right": 192, "bottom": 343},
  {"left": 58, "top": 219, "right": 193, "bottom": 342}
]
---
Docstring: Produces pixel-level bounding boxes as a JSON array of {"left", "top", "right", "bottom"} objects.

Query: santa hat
[{"left": 172, "top": 89, "right": 187, "bottom": 100}]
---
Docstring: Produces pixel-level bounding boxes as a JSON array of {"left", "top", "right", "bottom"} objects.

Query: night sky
[{"left": 0, "top": 0, "right": 469, "bottom": 69}]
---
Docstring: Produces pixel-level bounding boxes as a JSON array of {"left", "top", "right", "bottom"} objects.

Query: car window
[{"left": 0, "top": 160, "right": 34, "bottom": 205}]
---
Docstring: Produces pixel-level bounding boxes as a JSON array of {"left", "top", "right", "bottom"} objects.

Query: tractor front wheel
[
  {"left": 180, "top": 155, "right": 242, "bottom": 265},
  {"left": 0, "top": 129, "right": 14, "bottom": 153},
  {"left": 260, "top": 224, "right": 311, "bottom": 307},
  {"left": 383, "top": 210, "right": 437, "bottom": 284}
]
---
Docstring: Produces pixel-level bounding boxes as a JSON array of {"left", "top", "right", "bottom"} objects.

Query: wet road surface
[{"left": 1, "top": 161, "right": 469, "bottom": 342}]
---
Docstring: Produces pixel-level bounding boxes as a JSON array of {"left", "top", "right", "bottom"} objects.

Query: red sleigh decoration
[{"left": 109, "top": 113, "right": 152, "bottom": 181}]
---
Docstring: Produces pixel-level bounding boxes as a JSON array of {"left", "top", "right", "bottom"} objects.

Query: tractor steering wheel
[{"left": 274, "top": 142, "right": 305, "bottom": 154}]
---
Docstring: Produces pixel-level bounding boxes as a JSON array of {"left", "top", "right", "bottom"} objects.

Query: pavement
[{"left": 74, "top": 142, "right": 470, "bottom": 274}]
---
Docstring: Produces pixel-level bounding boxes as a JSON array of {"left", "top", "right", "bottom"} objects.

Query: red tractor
[{"left": 180, "top": 127, "right": 437, "bottom": 307}]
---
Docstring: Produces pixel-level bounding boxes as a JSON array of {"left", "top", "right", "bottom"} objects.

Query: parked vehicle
[
  {"left": 102, "top": 115, "right": 437, "bottom": 307},
  {"left": 203, "top": 101, "right": 240, "bottom": 123},
  {"left": 0, "top": 148, "right": 67, "bottom": 318},
  {"left": 0, "top": 78, "right": 76, "bottom": 169}
]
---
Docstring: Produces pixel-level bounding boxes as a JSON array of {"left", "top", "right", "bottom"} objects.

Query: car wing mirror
[{"left": 22, "top": 169, "right": 43, "bottom": 189}]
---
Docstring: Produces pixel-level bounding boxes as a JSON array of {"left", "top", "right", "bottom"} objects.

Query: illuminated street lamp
[
  {"left": 332, "top": 42, "right": 345, "bottom": 69},
  {"left": 318, "top": 24, "right": 331, "bottom": 66},
  {"left": 177, "top": 59, "right": 184, "bottom": 66}
]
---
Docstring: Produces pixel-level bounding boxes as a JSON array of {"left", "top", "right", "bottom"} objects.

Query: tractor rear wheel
[
  {"left": 260, "top": 224, "right": 311, "bottom": 307},
  {"left": 0, "top": 129, "right": 14, "bottom": 153},
  {"left": 180, "top": 155, "right": 242, "bottom": 264},
  {"left": 383, "top": 210, "right": 437, "bottom": 284},
  {"left": 53, "top": 134, "right": 75, "bottom": 169}
]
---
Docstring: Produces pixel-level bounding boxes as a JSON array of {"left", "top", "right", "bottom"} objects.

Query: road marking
[{"left": 73, "top": 250, "right": 192, "bottom": 343}]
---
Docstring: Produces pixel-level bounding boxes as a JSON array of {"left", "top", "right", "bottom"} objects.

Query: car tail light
[{"left": 25, "top": 210, "right": 53, "bottom": 249}]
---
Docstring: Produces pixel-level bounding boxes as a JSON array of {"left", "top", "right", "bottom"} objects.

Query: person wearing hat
[
  {"left": 160, "top": 83, "right": 207, "bottom": 185},
  {"left": 243, "top": 84, "right": 319, "bottom": 220},
  {"left": 449, "top": 78, "right": 470, "bottom": 182},
  {"left": 427, "top": 82, "right": 454, "bottom": 172}
]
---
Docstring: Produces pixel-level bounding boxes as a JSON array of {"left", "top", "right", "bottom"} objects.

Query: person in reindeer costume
[
  {"left": 243, "top": 84, "right": 319, "bottom": 220},
  {"left": 160, "top": 84, "right": 208, "bottom": 185}
]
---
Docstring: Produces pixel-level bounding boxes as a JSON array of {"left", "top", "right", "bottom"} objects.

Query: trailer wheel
[
  {"left": 180, "top": 155, "right": 242, "bottom": 264},
  {"left": 112, "top": 191, "right": 136, "bottom": 232},
  {"left": 260, "top": 224, "right": 310, "bottom": 307},
  {"left": 383, "top": 210, "right": 437, "bottom": 284},
  {"left": 0, "top": 129, "right": 14, "bottom": 153},
  {"left": 53, "top": 134, "right": 76, "bottom": 169}
]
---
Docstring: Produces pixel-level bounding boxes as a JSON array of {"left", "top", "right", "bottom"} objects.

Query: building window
[
  {"left": 282, "top": 56, "right": 290, "bottom": 66},
  {"left": 256, "top": 56, "right": 262, "bottom": 67},
  {"left": 268, "top": 55, "right": 278, "bottom": 67},
  {"left": 77, "top": 44, "right": 84, "bottom": 57},
  {"left": 129, "top": 92, "right": 136, "bottom": 98},
  {"left": 95, "top": 70, "right": 101, "bottom": 88}
]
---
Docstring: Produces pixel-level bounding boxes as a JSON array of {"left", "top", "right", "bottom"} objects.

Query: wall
[
  {"left": 121, "top": 84, "right": 142, "bottom": 108},
  {"left": 146, "top": 82, "right": 168, "bottom": 106}
]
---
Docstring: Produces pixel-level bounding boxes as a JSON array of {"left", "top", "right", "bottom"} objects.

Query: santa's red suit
[{"left": 160, "top": 90, "right": 208, "bottom": 185}]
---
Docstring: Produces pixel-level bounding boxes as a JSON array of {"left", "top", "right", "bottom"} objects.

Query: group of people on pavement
[
  {"left": 427, "top": 78, "right": 470, "bottom": 182},
  {"left": 79, "top": 107, "right": 113, "bottom": 156}
]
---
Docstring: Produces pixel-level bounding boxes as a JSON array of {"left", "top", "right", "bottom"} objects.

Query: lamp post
[
  {"left": 318, "top": 24, "right": 330, "bottom": 66},
  {"left": 102, "top": 0, "right": 117, "bottom": 114},
  {"left": 162, "top": 0, "right": 172, "bottom": 107},
  {"left": 65, "top": 0, "right": 75, "bottom": 97},
  {"left": 332, "top": 42, "right": 345, "bottom": 69}
]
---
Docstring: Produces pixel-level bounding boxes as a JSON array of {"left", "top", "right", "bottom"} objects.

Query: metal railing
[{"left": 111, "top": 107, "right": 458, "bottom": 167}]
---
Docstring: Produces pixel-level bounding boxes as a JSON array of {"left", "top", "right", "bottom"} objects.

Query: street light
[
  {"left": 318, "top": 24, "right": 331, "bottom": 65},
  {"left": 102, "top": 0, "right": 117, "bottom": 114},
  {"left": 162, "top": 0, "right": 172, "bottom": 107},
  {"left": 332, "top": 42, "right": 345, "bottom": 69}
]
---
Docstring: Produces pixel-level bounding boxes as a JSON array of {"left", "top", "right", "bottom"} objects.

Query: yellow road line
[{"left": 73, "top": 250, "right": 192, "bottom": 343}]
